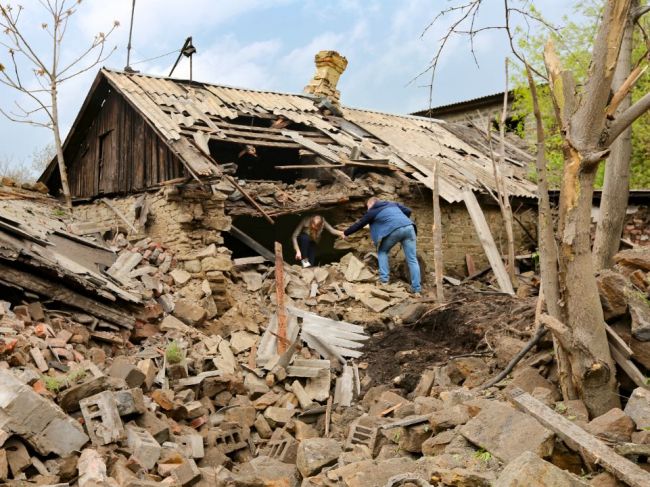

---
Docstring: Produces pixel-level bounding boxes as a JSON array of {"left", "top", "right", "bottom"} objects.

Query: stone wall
[
  {"left": 406, "top": 194, "right": 537, "bottom": 276},
  {"left": 74, "top": 187, "right": 234, "bottom": 315}
]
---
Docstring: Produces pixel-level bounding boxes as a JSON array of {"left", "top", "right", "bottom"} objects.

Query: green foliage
[
  {"left": 511, "top": 0, "right": 650, "bottom": 188},
  {"left": 165, "top": 341, "right": 183, "bottom": 364},
  {"left": 474, "top": 448, "right": 493, "bottom": 462},
  {"left": 42, "top": 368, "right": 88, "bottom": 393}
]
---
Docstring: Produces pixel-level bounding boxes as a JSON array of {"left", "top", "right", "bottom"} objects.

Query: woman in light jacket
[{"left": 292, "top": 215, "right": 343, "bottom": 267}]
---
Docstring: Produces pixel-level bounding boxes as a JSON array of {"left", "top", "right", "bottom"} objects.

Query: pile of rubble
[{"left": 1, "top": 189, "right": 650, "bottom": 486}]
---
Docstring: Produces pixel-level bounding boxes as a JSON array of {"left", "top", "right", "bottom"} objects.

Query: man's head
[{"left": 366, "top": 196, "right": 379, "bottom": 209}]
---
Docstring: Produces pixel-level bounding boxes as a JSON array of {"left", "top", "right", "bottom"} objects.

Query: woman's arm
[
  {"left": 292, "top": 218, "right": 306, "bottom": 253},
  {"left": 323, "top": 218, "right": 343, "bottom": 237}
]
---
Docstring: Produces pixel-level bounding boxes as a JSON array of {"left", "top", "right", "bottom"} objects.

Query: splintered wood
[{"left": 275, "top": 242, "right": 288, "bottom": 354}]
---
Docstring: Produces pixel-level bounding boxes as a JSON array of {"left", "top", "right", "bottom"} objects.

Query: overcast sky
[{"left": 0, "top": 0, "right": 581, "bottom": 166}]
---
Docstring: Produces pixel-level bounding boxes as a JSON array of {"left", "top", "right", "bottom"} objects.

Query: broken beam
[
  {"left": 0, "top": 262, "right": 135, "bottom": 329},
  {"left": 275, "top": 241, "right": 288, "bottom": 354},
  {"left": 509, "top": 388, "right": 650, "bottom": 487},
  {"left": 228, "top": 226, "right": 276, "bottom": 262}
]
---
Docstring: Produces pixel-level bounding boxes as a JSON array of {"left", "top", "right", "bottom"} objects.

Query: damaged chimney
[{"left": 303, "top": 50, "right": 348, "bottom": 107}]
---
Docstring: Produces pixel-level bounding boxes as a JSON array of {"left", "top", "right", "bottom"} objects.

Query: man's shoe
[
  {"left": 412, "top": 291, "right": 422, "bottom": 297},
  {"left": 301, "top": 259, "right": 312, "bottom": 268}
]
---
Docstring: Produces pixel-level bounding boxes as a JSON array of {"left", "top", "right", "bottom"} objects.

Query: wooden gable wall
[{"left": 66, "top": 89, "right": 186, "bottom": 198}]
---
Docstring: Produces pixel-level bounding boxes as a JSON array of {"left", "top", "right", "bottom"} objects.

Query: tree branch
[{"left": 605, "top": 90, "right": 650, "bottom": 145}]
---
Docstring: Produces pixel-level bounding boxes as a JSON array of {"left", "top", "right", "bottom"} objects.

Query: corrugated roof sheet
[{"left": 101, "top": 69, "right": 536, "bottom": 203}]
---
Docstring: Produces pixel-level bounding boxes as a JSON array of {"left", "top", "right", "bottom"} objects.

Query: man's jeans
[{"left": 377, "top": 224, "right": 421, "bottom": 293}]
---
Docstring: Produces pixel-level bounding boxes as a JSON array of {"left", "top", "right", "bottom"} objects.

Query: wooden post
[
  {"left": 275, "top": 241, "right": 287, "bottom": 354},
  {"left": 432, "top": 160, "right": 444, "bottom": 302}
]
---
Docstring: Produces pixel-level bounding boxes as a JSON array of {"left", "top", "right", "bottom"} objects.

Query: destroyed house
[{"left": 40, "top": 51, "right": 537, "bottom": 280}]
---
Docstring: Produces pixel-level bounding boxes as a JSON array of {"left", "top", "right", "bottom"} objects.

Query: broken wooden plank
[
  {"left": 610, "top": 343, "right": 649, "bottom": 390},
  {"left": 509, "top": 387, "right": 650, "bottom": 487},
  {"left": 0, "top": 262, "right": 135, "bottom": 329},
  {"left": 228, "top": 226, "right": 275, "bottom": 262},
  {"left": 605, "top": 323, "right": 633, "bottom": 359},
  {"left": 101, "top": 198, "right": 138, "bottom": 234},
  {"left": 462, "top": 189, "right": 514, "bottom": 294},
  {"left": 275, "top": 242, "right": 288, "bottom": 355},
  {"left": 233, "top": 256, "right": 267, "bottom": 266}
]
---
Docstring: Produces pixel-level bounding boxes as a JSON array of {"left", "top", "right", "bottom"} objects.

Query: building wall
[
  {"left": 74, "top": 187, "right": 233, "bottom": 315},
  {"left": 407, "top": 194, "right": 537, "bottom": 276},
  {"left": 66, "top": 90, "right": 186, "bottom": 198}
]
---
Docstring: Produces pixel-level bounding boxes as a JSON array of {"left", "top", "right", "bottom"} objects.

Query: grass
[
  {"left": 474, "top": 449, "right": 493, "bottom": 462},
  {"left": 165, "top": 341, "right": 183, "bottom": 364},
  {"left": 41, "top": 368, "right": 88, "bottom": 393}
]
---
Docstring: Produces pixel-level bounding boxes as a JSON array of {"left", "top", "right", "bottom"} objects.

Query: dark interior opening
[
  {"left": 225, "top": 210, "right": 349, "bottom": 265},
  {"left": 209, "top": 140, "right": 303, "bottom": 182}
]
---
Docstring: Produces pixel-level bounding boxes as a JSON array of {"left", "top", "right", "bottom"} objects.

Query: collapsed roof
[{"left": 40, "top": 67, "right": 536, "bottom": 204}]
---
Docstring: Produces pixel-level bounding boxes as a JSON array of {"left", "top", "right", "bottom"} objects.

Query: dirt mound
[{"left": 362, "top": 287, "right": 537, "bottom": 389}]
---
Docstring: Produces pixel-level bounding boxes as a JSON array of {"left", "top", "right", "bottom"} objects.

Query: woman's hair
[{"left": 308, "top": 215, "right": 323, "bottom": 240}]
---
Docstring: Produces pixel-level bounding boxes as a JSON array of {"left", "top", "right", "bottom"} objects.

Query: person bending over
[
  {"left": 343, "top": 196, "right": 421, "bottom": 294},
  {"left": 292, "top": 215, "right": 343, "bottom": 268}
]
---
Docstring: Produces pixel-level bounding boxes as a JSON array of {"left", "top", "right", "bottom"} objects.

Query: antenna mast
[{"left": 124, "top": 0, "right": 137, "bottom": 72}]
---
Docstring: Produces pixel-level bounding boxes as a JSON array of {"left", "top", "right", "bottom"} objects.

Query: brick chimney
[{"left": 303, "top": 50, "right": 348, "bottom": 107}]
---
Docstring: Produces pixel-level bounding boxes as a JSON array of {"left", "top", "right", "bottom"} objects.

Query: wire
[{"left": 130, "top": 49, "right": 181, "bottom": 66}]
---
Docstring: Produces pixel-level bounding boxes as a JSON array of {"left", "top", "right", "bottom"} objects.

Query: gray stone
[
  {"left": 494, "top": 451, "right": 588, "bottom": 486},
  {"left": 108, "top": 357, "right": 146, "bottom": 388},
  {"left": 596, "top": 270, "right": 630, "bottom": 321},
  {"left": 624, "top": 387, "right": 650, "bottom": 429},
  {"left": 460, "top": 401, "right": 554, "bottom": 462},
  {"left": 173, "top": 299, "right": 207, "bottom": 326},
  {"left": 229, "top": 331, "right": 257, "bottom": 354},
  {"left": 0, "top": 369, "right": 89, "bottom": 456},
  {"left": 629, "top": 292, "right": 650, "bottom": 341},
  {"left": 170, "top": 269, "right": 192, "bottom": 285},
  {"left": 237, "top": 455, "right": 300, "bottom": 487},
  {"left": 264, "top": 407, "right": 296, "bottom": 428},
  {"left": 586, "top": 408, "right": 635, "bottom": 443},
  {"left": 296, "top": 437, "right": 342, "bottom": 477}
]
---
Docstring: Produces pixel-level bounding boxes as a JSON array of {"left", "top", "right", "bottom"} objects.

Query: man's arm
[
  {"left": 397, "top": 203, "right": 412, "bottom": 217},
  {"left": 344, "top": 209, "right": 375, "bottom": 236}
]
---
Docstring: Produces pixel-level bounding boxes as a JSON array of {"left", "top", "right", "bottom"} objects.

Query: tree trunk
[
  {"left": 557, "top": 147, "right": 621, "bottom": 416},
  {"left": 593, "top": 1, "right": 636, "bottom": 270},
  {"left": 525, "top": 63, "right": 577, "bottom": 400},
  {"left": 51, "top": 83, "right": 72, "bottom": 209}
]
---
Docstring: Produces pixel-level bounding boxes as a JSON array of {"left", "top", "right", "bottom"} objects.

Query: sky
[{"left": 0, "top": 0, "right": 582, "bottom": 167}]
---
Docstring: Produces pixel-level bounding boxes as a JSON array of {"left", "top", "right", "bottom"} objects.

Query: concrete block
[
  {"left": 127, "top": 425, "right": 161, "bottom": 471},
  {"left": 80, "top": 391, "right": 125, "bottom": 446},
  {"left": 171, "top": 458, "right": 201, "bottom": 487},
  {"left": 135, "top": 411, "right": 170, "bottom": 444},
  {"left": 206, "top": 426, "right": 246, "bottom": 454},
  {"left": 108, "top": 357, "right": 146, "bottom": 388}
]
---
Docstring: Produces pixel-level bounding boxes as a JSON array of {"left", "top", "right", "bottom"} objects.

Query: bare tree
[
  {"left": 0, "top": 1, "right": 118, "bottom": 207},
  {"left": 424, "top": 0, "right": 650, "bottom": 416},
  {"left": 0, "top": 143, "right": 55, "bottom": 183}
]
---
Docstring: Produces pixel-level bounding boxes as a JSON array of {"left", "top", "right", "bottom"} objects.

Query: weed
[
  {"left": 42, "top": 375, "right": 65, "bottom": 393},
  {"left": 474, "top": 449, "right": 492, "bottom": 462},
  {"left": 52, "top": 208, "right": 66, "bottom": 217},
  {"left": 166, "top": 341, "right": 183, "bottom": 364}
]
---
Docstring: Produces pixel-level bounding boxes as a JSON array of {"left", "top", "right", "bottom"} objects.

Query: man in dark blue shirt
[{"left": 344, "top": 196, "right": 421, "bottom": 294}]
